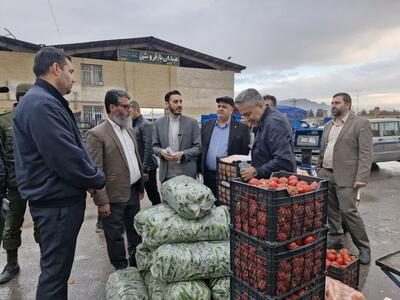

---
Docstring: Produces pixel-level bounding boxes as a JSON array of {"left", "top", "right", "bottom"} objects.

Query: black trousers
[
  {"left": 29, "top": 197, "right": 86, "bottom": 300},
  {"left": 203, "top": 169, "right": 218, "bottom": 200},
  {"left": 145, "top": 170, "right": 161, "bottom": 205},
  {"left": 102, "top": 186, "right": 142, "bottom": 269}
]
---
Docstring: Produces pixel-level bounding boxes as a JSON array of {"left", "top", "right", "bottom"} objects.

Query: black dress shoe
[
  {"left": 327, "top": 241, "right": 343, "bottom": 250},
  {"left": 0, "top": 263, "right": 20, "bottom": 284},
  {"left": 359, "top": 248, "right": 371, "bottom": 265}
]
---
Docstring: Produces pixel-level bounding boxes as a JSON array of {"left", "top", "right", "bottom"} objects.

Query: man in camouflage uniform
[
  {"left": 0, "top": 83, "right": 40, "bottom": 284},
  {"left": 0, "top": 86, "right": 9, "bottom": 247}
]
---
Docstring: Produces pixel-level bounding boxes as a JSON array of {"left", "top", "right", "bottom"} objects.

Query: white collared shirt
[
  {"left": 107, "top": 118, "right": 141, "bottom": 184},
  {"left": 322, "top": 112, "right": 350, "bottom": 169}
]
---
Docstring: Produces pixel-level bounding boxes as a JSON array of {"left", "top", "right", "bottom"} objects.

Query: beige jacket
[
  {"left": 317, "top": 112, "right": 373, "bottom": 187},
  {"left": 86, "top": 120, "right": 144, "bottom": 205}
]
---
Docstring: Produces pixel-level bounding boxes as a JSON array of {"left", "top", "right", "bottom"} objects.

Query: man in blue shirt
[
  {"left": 200, "top": 96, "right": 250, "bottom": 201},
  {"left": 12, "top": 47, "right": 105, "bottom": 299}
]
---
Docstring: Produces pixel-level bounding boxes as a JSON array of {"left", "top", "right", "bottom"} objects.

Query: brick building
[{"left": 0, "top": 36, "right": 245, "bottom": 124}]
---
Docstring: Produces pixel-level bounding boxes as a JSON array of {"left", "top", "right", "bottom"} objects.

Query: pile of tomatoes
[
  {"left": 232, "top": 238, "right": 324, "bottom": 296},
  {"left": 248, "top": 175, "right": 318, "bottom": 196},
  {"left": 234, "top": 193, "right": 324, "bottom": 242},
  {"left": 326, "top": 248, "right": 357, "bottom": 269}
]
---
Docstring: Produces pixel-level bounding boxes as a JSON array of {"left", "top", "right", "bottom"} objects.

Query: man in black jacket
[
  {"left": 130, "top": 100, "right": 161, "bottom": 205},
  {"left": 12, "top": 47, "right": 106, "bottom": 300},
  {"left": 201, "top": 96, "right": 250, "bottom": 199},
  {"left": 235, "top": 89, "right": 295, "bottom": 181}
]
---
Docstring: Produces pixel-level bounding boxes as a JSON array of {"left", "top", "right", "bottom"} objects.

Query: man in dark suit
[
  {"left": 86, "top": 90, "right": 144, "bottom": 270},
  {"left": 152, "top": 90, "right": 201, "bottom": 183},
  {"left": 201, "top": 96, "right": 250, "bottom": 199}
]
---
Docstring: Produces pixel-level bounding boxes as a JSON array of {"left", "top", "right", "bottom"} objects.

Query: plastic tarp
[
  {"left": 150, "top": 241, "right": 230, "bottom": 283},
  {"left": 105, "top": 267, "right": 148, "bottom": 300},
  {"left": 160, "top": 175, "right": 216, "bottom": 219},
  {"left": 134, "top": 203, "right": 230, "bottom": 248}
]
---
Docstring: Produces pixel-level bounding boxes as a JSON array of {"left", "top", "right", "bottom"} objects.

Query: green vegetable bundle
[
  {"left": 134, "top": 204, "right": 229, "bottom": 248},
  {"left": 210, "top": 277, "right": 230, "bottom": 300},
  {"left": 161, "top": 175, "right": 216, "bottom": 219},
  {"left": 150, "top": 241, "right": 229, "bottom": 283},
  {"left": 105, "top": 267, "right": 148, "bottom": 300},
  {"left": 145, "top": 272, "right": 211, "bottom": 300}
]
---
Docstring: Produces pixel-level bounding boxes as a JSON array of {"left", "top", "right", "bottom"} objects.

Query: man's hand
[
  {"left": 143, "top": 173, "right": 149, "bottom": 183},
  {"left": 161, "top": 149, "right": 174, "bottom": 161},
  {"left": 354, "top": 181, "right": 367, "bottom": 189},
  {"left": 98, "top": 203, "right": 111, "bottom": 218},
  {"left": 87, "top": 189, "right": 97, "bottom": 196},
  {"left": 240, "top": 166, "right": 257, "bottom": 182},
  {"left": 139, "top": 192, "right": 145, "bottom": 201},
  {"left": 171, "top": 151, "right": 183, "bottom": 161}
]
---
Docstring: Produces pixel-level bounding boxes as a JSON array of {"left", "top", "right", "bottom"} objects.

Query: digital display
[{"left": 297, "top": 135, "right": 319, "bottom": 146}]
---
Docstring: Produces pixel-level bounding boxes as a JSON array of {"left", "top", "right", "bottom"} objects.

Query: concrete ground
[{"left": 0, "top": 162, "right": 399, "bottom": 299}]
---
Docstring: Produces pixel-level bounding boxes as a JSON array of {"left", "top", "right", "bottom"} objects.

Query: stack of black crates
[
  {"left": 229, "top": 171, "right": 329, "bottom": 300},
  {"left": 216, "top": 157, "right": 250, "bottom": 206}
]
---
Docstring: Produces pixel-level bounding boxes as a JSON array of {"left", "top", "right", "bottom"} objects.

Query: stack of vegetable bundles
[{"left": 137, "top": 175, "right": 230, "bottom": 300}]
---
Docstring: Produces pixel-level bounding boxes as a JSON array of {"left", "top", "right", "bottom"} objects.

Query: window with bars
[
  {"left": 83, "top": 106, "right": 104, "bottom": 126},
  {"left": 81, "top": 64, "right": 103, "bottom": 86}
]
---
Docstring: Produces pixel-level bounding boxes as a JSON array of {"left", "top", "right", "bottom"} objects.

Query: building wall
[{"left": 0, "top": 51, "right": 234, "bottom": 119}]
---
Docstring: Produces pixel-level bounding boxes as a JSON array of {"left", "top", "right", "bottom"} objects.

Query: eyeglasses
[{"left": 117, "top": 104, "right": 131, "bottom": 110}]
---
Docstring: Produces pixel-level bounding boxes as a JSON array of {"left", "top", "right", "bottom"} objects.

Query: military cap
[{"left": 16, "top": 83, "right": 33, "bottom": 95}]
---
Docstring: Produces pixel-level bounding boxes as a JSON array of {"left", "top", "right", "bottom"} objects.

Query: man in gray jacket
[
  {"left": 317, "top": 92, "right": 373, "bottom": 264},
  {"left": 152, "top": 90, "right": 201, "bottom": 183}
]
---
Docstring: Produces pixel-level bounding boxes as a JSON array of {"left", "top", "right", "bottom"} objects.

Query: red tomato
[
  {"left": 288, "top": 179, "right": 298, "bottom": 186},
  {"left": 288, "top": 175, "right": 298, "bottom": 181},
  {"left": 278, "top": 177, "right": 289, "bottom": 184},
  {"left": 248, "top": 178, "right": 260, "bottom": 186},
  {"left": 267, "top": 181, "right": 278, "bottom": 190},
  {"left": 327, "top": 253, "right": 336, "bottom": 261},
  {"left": 335, "top": 255, "right": 344, "bottom": 265},
  {"left": 288, "top": 242, "right": 298, "bottom": 250},
  {"left": 297, "top": 181, "right": 308, "bottom": 186},
  {"left": 310, "top": 181, "right": 318, "bottom": 190},
  {"left": 303, "top": 235, "right": 315, "bottom": 245},
  {"left": 270, "top": 176, "right": 279, "bottom": 183}
]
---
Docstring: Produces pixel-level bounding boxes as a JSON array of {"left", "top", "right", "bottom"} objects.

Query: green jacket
[{"left": 0, "top": 110, "right": 16, "bottom": 187}]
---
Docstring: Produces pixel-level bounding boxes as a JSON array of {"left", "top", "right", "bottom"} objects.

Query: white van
[{"left": 369, "top": 118, "right": 400, "bottom": 163}]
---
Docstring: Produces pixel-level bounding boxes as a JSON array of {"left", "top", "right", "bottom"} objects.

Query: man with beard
[
  {"left": 153, "top": 90, "right": 201, "bottom": 183},
  {"left": 12, "top": 47, "right": 106, "bottom": 299},
  {"left": 317, "top": 92, "right": 373, "bottom": 264},
  {"left": 86, "top": 89, "right": 144, "bottom": 269}
]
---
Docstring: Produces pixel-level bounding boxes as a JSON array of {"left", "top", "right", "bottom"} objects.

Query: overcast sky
[{"left": 1, "top": 0, "right": 400, "bottom": 110}]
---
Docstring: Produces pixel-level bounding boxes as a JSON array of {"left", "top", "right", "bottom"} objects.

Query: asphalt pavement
[{"left": 0, "top": 162, "right": 399, "bottom": 299}]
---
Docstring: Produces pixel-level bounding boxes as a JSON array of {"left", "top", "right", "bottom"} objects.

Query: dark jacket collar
[
  {"left": 35, "top": 78, "right": 70, "bottom": 109},
  {"left": 132, "top": 114, "right": 144, "bottom": 128},
  {"left": 259, "top": 106, "right": 271, "bottom": 127}
]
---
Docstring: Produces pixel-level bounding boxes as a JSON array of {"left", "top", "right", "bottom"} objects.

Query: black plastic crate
[
  {"left": 230, "top": 228, "right": 327, "bottom": 297},
  {"left": 216, "top": 157, "right": 250, "bottom": 206},
  {"left": 230, "top": 171, "right": 328, "bottom": 244},
  {"left": 327, "top": 255, "right": 360, "bottom": 289},
  {"left": 218, "top": 182, "right": 231, "bottom": 206},
  {"left": 231, "top": 274, "right": 326, "bottom": 300}
]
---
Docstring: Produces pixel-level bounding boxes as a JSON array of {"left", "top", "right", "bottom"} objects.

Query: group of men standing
[{"left": 0, "top": 45, "right": 373, "bottom": 299}]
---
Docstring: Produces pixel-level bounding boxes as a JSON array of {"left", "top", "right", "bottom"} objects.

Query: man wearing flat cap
[
  {"left": 200, "top": 96, "right": 250, "bottom": 202},
  {"left": 0, "top": 83, "right": 41, "bottom": 284}
]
